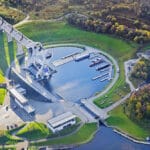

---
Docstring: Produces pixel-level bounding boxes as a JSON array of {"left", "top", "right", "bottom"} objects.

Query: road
[
  {"left": 103, "top": 93, "right": 130, "bottom": 112},
  {"left": 124, "top": 60, "right": 136, "bottom": 91},
  {"left": 103, "top": 59, "right": 138, "bottom": 113}
]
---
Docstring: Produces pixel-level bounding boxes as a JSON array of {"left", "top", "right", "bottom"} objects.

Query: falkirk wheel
[{"left": 0, "top": 17, "right": 55, "bottom": 81}]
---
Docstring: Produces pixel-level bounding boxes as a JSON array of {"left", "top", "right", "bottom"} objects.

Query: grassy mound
[
  {"left": 16, "top": 122, "right": 51, "bottom": 140},
  {"left": 0, "top": 130, "right": 21, "bottom": 145},
  {"left": 31, "top": 123, "right": 97, "bottom": 146},
  {"left": 107, "top": 106, "right": 150, "bottom": 140}
]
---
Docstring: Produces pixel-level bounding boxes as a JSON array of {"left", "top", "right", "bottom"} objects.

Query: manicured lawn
[
  {"left": 31, "top": 123, "right": 97, "bottom": 146},
  {"left": 16, "top": 122, "right": 52, "bottom": 140},
  {"left": 17, "top": 21, "right": 138, "bottom": 108},
  {"left": 106, "top": 106, "right": 150, "bottom": 140},
  {"left": 18, "top": 22, "right": 137, "bottom": 57},
  {"left": 94, "top": 62, "right": 130, "bottom": 108}
]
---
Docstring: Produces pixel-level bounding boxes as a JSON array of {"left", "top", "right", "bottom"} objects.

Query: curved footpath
[
  {"left": 14, "top": 13, "right": 87, "bottom": 28},
  {"left": 14, "top": 14, "right": 30, "bottom": 27}
]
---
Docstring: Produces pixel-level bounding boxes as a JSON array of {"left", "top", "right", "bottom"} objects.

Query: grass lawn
[
  {"left": 0, "top": 72, "right": 5, "bottom": 83},
  {"left": 106, "top": 105, "right": 150, "bottom": 140},
  {"left": 94, "top": 66, "right": 130, "bottom": 108},
  {"left": 31, "top": 123, "right": 97, "bottom": 147},
  {"left": 0, "top": 130, "right": 22, "bottom": 145},
  {"left": 0, "top": 70, "right": 6, "bottom": 105},
  {"left": 16, "top": 122, "right": 51, "bottom": 141},
  {"left": 0, "top": 88, "right": 6, "bottom": 105},
  {"left": 17, "top": 21, "right": 138, "bottom": 108},
  {"left": 0, "top": 31, "right": 16, "bottom": 105}
]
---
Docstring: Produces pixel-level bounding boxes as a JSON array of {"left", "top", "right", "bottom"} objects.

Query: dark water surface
[{"left": 74, "top": 126, "right": 150, "bottom": 150}]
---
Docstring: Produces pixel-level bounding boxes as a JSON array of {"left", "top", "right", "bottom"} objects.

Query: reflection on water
[
  {"left": 46, "top": 46, "right": 113, "bottom": 102},
  {"left": 74, "top": 126, "right": 150, "bottom": 150}
]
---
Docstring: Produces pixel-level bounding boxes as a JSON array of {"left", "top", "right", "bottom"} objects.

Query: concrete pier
[{"left": 52, "top": 50, "right": 91, "bottom": 67}]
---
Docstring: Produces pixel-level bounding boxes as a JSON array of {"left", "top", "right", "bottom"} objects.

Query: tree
[{"left": 125, "top": 84, "right": 150, "bottom": 124}]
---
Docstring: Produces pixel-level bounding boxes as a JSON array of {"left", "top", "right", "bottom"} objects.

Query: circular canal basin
[{"left": 44, "top": 45, "right": 114, "bottom": 102}]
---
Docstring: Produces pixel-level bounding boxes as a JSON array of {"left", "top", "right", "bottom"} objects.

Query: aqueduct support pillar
[{"left": 6, "top": 32, "right": 13, "bottom": 42}]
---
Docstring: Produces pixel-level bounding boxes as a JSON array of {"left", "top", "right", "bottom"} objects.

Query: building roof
[
  {"left": 48, "top": 112, "right": 76, "bottom": 128},
  {"left": 16, "top": 87, "right": 26, "bottom": 94},
  {"left": 24, "top": 105, "right": 35, "bottom": 114},
  {"left": 9, "top": 88, "right": 28, "bottom": 104}
]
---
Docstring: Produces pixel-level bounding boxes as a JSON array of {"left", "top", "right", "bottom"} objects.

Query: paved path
[
  {"left": 103, "top": 93, "right": 130, "bottom": 112},
  {"left": 14, "top": 14, "right": 30, "bottom": 27},
  {"left": 103, "top": 59, "right": 138, "bottom": 113},
  {"left": 124, "top": 60, "right": 136, "bottom": 91},
  {"left": 14, "top": 13, "right": 88, "bottom": 27},
  {"left": 81, "top": 100, "right": 108, "bottom": 120}
]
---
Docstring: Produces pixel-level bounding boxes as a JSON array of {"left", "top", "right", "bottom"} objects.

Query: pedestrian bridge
[{"left": 81, "top": 99, "right": 109, "bottom": 121}]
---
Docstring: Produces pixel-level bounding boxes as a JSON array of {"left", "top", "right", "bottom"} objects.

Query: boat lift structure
[{"left": 0, "top": 17, "right": 55, "bottom": 81}]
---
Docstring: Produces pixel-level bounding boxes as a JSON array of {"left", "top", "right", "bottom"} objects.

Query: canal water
[
  {"left": 47, "top": 46, "right": 113, "bottom": 102},
  {"left": 74, "top": 126, "right": 150, "bottom": 150}
]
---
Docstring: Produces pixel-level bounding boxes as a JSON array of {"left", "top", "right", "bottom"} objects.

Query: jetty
[
  {"left": 92, "top": 72, "right": 109, "bottom": 80},
  {"left": 96, "top": 63, "right": 110, "bottom": 71}
]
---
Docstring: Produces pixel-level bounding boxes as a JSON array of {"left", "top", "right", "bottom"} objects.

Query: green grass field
[
  {"left": 16, "top": 122, "right": 51, "bottom": 140},
  {"left": 31, "top": 123, "right": 97, "bottom": 147},
  {"left": 0, "top": 69, "right": 6, "bottom": 105},
  {"left": 17, "top": 21, "right": 137, "bottom": 108},
  {"left": 0, "top": 31, "right": 16, "bottom": 105},
  {"left": 106, "top": 106, "right": 150, "bottom": 140}
]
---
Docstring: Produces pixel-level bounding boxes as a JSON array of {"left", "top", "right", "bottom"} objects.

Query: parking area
[{"left": 0, "top": 104, "right": 23, "bottom": 130}]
